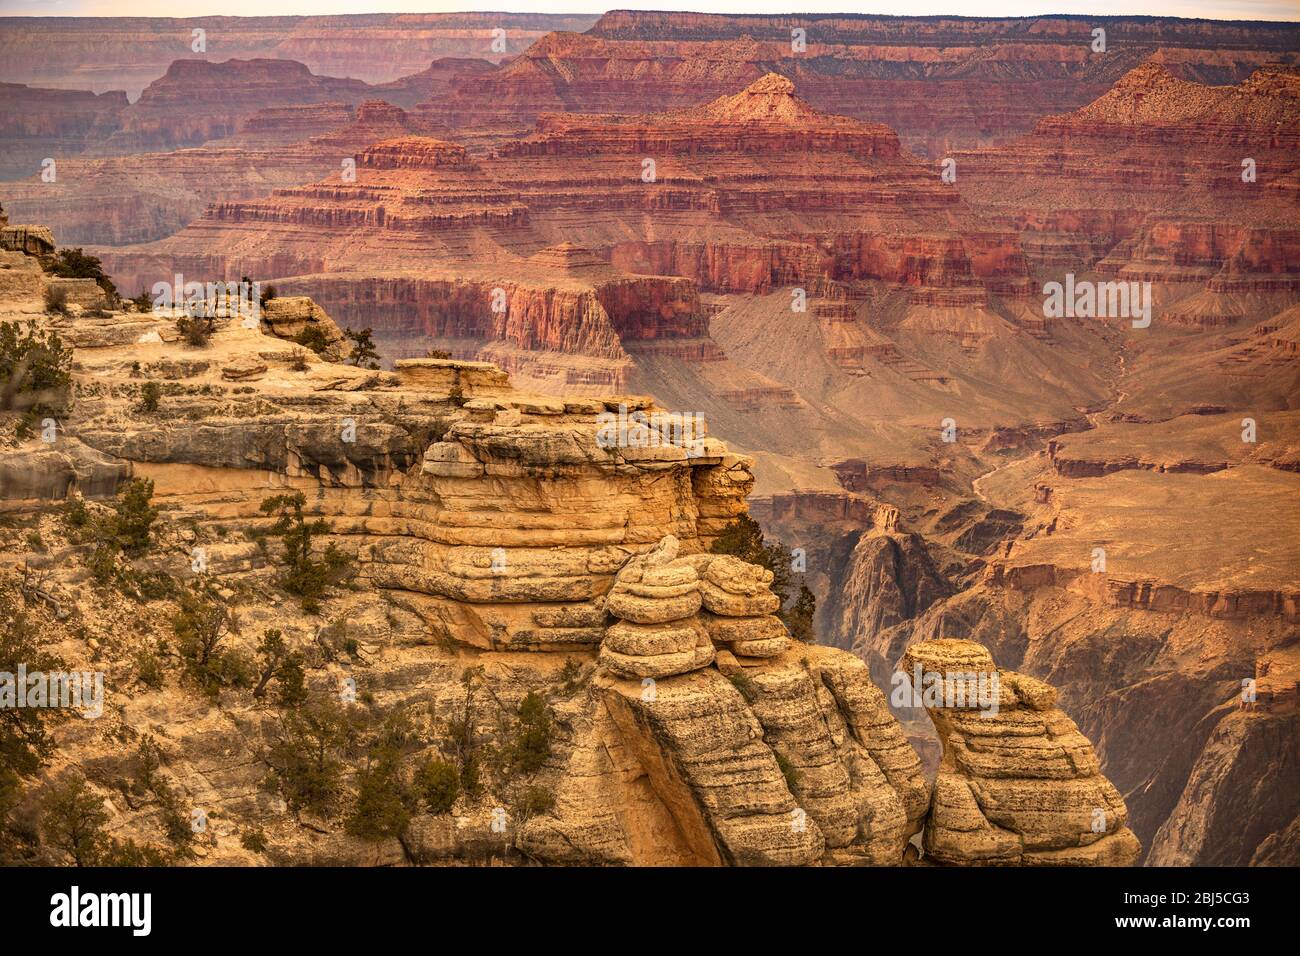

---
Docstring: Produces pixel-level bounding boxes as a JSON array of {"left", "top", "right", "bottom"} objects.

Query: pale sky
[{"left": 1, "top": 1, "right": 1297, "bottom": 22}]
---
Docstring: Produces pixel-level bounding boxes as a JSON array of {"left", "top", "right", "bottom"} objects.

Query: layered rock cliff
[{"left": 0, "top": 243, "right": 1138, "bottom": 867}]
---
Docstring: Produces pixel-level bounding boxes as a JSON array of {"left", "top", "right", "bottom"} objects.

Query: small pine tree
[
  {"left": 343, "top": 327, "right": 380, "bottom": 370},
  {"left": 346, "top": 746, "right": 415, "bottom": 840},
  {"left": 40, "top": 775, "right": 109, "bottom": 866},
  {"left": 136, "top": 380, "right": 161, "bottom": 413},
  {"left": 418, "top": 757, "right": 460, "bottom": 814},
  {"left": 112, "top": 477, "right": 157, "bottom": 557}
]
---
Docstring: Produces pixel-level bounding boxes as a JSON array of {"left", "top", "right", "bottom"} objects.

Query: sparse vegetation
[
  {"left": 137, "top": 380, "right": 161, "bottom": 413},
  {"left": 43, "top": 247, "right": 118, "bottom": 302},
  {"left": 293, "top": 325, "right": 329, "bottom": 354},
  {"left": 343, "top": 326, "right": 380, "bottom": 369},
  {"left": 263, "top": 696, "right": 358, "bottom": 816},
  {"left": 175, "top": 314, "right": 213, "bottom": 348},
  {"left": 173, "top": 586, "right": 250, "bottom": 696},
  {"left": 43, "top": 285, "right": 68, "bottom": 315},
  {"left": 39, "top": 775, "right": 109, "bottom": 866},
  {"left": 0, "top": 319, "right": 73, "bottom": 416},
  {"left": 417, "top": 757, "right": 460, "bottom": 814},
  {"left": 711, "top": 514, "right": 817, "bottom": 643},
  {"left": 259, "top": 492, "right": 352, "bottom": 610},
  {"left": 0, "top": 596, "right": 64, "bottom": 859}
]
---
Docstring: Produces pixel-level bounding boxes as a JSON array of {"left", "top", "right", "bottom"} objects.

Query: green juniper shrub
[
  {"left": 111, "top": 477, "right": 157, "bottom": 557},
  {"left": 137, "top": 380, "right": 161, "bottom": 413},
  {"left": 345, "top": 745, "right": 416, "bottom": 841},
  {"left": 273, "top": 652, "right": 308, "bottom": 708},
  {"left": 172, "top": 587, "right": 249, "bottom": 697},
  {"left": 64, "top": 498, "right": 89, "bottom": 530},
  {"left": 253, "top": 630, "right": 309, "bottom": 707},
  {"left": 253, "top": 629, "right": 288, "bottom": 700},
  {"left": 0, "top": 319, "right": 73, "bottom": 416},
  {"left": 39, "top": 774, "right": 108, "bottom": 866},
  {"left": 292, "top": 325, "right": 329, "bottom": 354},
  {"left": 175, "top": 315, "right": 212, "bottom": 348},
  {"left": 342, "top": 326, "right": 380, "bottom": 369},
  {"left": 511, "top": 784, "right": 555, "bottom": 822},
  {"left": 259, "top": 492, "right": 353, "bottom": 609},
  {"left": 44, "top": 247, "right": 117, "bottom": 302},
  {"left": 134, "top": 644, "right": 166, "bottom": 690},
  {"left": 263, "top": 696, "right": 358, "bottom": 817},
  {"left": 1, "top": 597, "right": 64, "bottom": 851},
  {"left": 506, "top": 692, "right": 553, "bottom": 777},
  {"left": 417, "top": 757, "right": 460, "bottom": 814}
]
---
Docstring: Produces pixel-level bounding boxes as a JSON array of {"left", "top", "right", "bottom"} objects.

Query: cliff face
[
  {"left": 794, "top": 409, "right": 1300, "bottom": 866},
  {"left": 93, "top": 75, "right": 1026, "bottom": 327},
  {"left": 0, "top": 259, "right": 1141, "bottom": 865},
  {"left": 955, "top": 63, "right": 1300, "bottom": 328},
  {"left": 0, "top": 83, "right": 127, "bottom": 180},
  {"left": 418, "top": 14, "right": 1299, "bottom": 157},
  {"left": 0, "top": 14, "right": 600, "bottom": 97},
  {"left": 1, "top": 101, "right": 452, "bottom": 247}
]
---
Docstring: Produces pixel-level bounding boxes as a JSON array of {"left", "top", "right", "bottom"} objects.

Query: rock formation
[
  {"left": 0, "top": 235, "right": 1146, "bottom": 867},
  {"left": 418, "top": 13, "right": 1298, "bottom": 157},
  {"left": 2, "top": 100, "right": 454, "bottom": 246},
  {"left": 902, "top": 639, "right": 1141, "bottom": 866},
  {"left": 0, "top": 13, "right": 600, "bottom": 97}
]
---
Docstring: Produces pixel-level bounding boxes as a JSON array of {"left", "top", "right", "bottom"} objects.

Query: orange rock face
[
  {"left": 1, "top": 101, "right": 451, "bottom": 246},
  {"left": 0, "top": 13, "right": 600, "bottom": 96},
  {"left": 419, "top": 13, "right": 1300, "bottom": 157},
  {"left": 94, "top": 75, "right": 1029, "bottom": 357}
]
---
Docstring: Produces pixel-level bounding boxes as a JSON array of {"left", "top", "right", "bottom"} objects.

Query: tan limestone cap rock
[{"left": 901, "top": 638, "right": 995, "bottom": 678}]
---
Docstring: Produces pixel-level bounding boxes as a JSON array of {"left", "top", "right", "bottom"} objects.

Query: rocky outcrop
[
  {"left": 1, "top": 100, "right": 454, "bottom": 246},
  {"left": 0, "top": 14, "right": 599, "bottom": 97},
  {"left": 423, "top": 14, "right": 1296, "bottom": 157},
  {"left": 955, "top": 63, "right": 1300, "bottom": 317},
  {"left": 260, "top": 295, "right": 351, "bottom": 360},
  {"left": 903, "top": 639, "right": 1142, "bottom": 865}
]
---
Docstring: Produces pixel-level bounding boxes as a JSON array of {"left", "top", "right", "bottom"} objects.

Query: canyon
[{"left": 0, "top": 9, "right": 1297, "bottom": 868}]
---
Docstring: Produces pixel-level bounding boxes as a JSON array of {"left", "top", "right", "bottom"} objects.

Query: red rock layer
[
  {"left": 93, "top": 75, "right": 1035, "bottom": 362},
  {"left": 0, "top": 14, "right": 599, "bottom": 96},
  {"left": 1, "top": 101, "right": 450, "bottom": 246},
  {"left": 953, "top": 63, "right": 1300, "bottom": 325},
  {"left": 418, "top": 16, "right": 1299, "bottom": 157}
]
